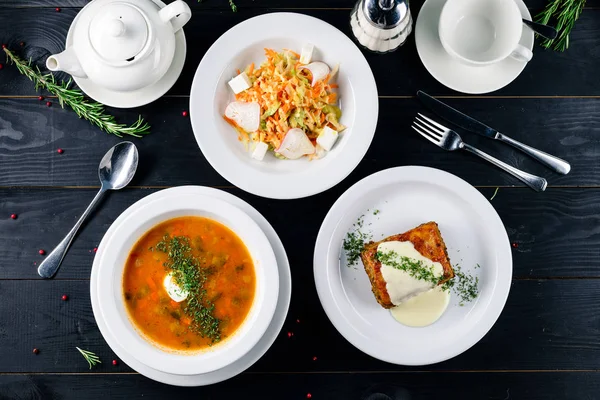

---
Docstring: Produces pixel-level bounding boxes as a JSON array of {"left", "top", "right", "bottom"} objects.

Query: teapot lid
[{"left": 89, "top": 2, "right": 150, "bottom": 64}]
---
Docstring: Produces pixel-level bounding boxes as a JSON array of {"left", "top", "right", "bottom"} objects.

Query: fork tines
[{"left": 412, "top": 113, "right": 448, "bottom": 146}]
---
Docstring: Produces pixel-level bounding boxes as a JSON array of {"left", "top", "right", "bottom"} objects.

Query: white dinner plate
[
  {"left": 90, "top": 186, "right": 292, "bottom": 386},
  {"left": 189, "top": 12, "right": 378, "bottom": 199},
  {"left": 415, "top": 0, "right": 533, "bottom": 94},
  {"left": 314, "top": 166, "right": 512, "bottom": 365}
]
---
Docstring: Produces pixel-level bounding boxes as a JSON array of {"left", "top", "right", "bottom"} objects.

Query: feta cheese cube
[
  {"left": 228, "top": 72, "right": 252, "bottom": 94},
  {"left": 300, "top": 43, "right": 314, "bottom": 64},
  {"left": 251, "top": 142, "right": 269, "bottom": 161},
  {"left": 316, "top": 126, "right": 338, "bottom": 151}
]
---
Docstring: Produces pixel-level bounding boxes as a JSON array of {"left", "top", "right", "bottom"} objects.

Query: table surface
[{"left": 1, "top": 0, "right": 599, "bottom": 398}]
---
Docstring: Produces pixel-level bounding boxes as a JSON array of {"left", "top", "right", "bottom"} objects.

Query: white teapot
[{"left": 47, "top": 0, "right": 191, "bottom": 92}]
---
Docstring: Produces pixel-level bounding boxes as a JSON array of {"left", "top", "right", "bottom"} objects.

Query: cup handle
[
  {"left": 158, "top": 0, "right": 192, "bottom": 33},
  {"left": 510, "top": 44, "right": 533, "bottom": 63}
]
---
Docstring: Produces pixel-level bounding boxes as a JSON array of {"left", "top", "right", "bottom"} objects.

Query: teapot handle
[{"left": 158, "top": 0, "right": 192, "bottom": 33}]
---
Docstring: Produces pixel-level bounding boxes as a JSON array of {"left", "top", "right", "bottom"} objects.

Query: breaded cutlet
[{"left": 360, "top": 221, "right": 455, "bottom": 309}]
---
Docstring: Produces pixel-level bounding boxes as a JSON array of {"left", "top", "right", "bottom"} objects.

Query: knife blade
[
  {"left": 417, "top": 90, "right": 499, "bottom": 138},
  {"left": 416, "top": 90, "right": 571, "bottom": 175}
]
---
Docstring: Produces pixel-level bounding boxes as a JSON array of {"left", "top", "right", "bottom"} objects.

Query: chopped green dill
[
  {"left": 343, "top": 215, "right": 372, "bottom": 267},
  {"left": 377, "top": 251, "right": 480, "bottom": 306},
  {"left": 441, "top": 264, "right": 479, "bottom": 306},
  {"left": 490, "top": 187, "right": 499, "bottom": 201},
  {"left": 156, "top": 235, "right": 221, "bottom": 342},
  {"left": 373, "top": 209, "right": 380, "bottom": 215},
  {"left": 376, "top": 251, "right": 440, "bottom": 286}
]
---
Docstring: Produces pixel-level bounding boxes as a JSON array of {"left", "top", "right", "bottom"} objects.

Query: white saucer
[
  {"left": 415, "top": 0, "right": 533, "bottom": 94},
  {"left": 65, "top": 0, "right": 187, "bottom": 109},
  {"left": 90, "top": 186, "right": 292, "bottom": 386},
  {"left": 314, "top": 167, "right": 512, "bottom": 365}
]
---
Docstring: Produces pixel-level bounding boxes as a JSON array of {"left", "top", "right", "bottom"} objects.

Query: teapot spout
[{"left": 46, "top": 48, "right": 86, "bottom": 78}]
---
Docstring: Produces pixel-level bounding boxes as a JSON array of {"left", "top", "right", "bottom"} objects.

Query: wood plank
[
  {"left": 1, "top": 0, "right": 591, "bottom": 11},
  {"left": 1, "top": 7, "right": 599, "bottom": 96},
  {"left": 0, "top": 97, "right": 596, "bottom": 188},
  {"left": 1, "top": 187, "right": 600, "bottom": 280},
  {"left": 0, "top": 371, "right": 599, "bottom": 399},
  {"left": 0, "top": 277, "right": 599, "bottom": 372}
]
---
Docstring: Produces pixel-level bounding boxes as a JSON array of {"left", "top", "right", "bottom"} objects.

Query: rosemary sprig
[
  {"left": 3, "top": 48, "right": 150, "bottom": 138},
  {"left": 76, "top": 347, "right": 101, "bottom": 369},
  {"left": 536, "top": 0, "right": 586, "bottom": 51},
  {"left": 490, "top": 187, "right": 499, "bottom": 201}
]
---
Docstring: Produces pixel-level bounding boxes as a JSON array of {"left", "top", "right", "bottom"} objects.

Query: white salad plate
[
  {"left": 91, "top": 186, "right": 292, "bottom": 386},
  {"left": 66, "top": 0, "right": 187, "bottom": 108},
  {"left": 314, "top": 166, "right": 512, "bottom": 365},
  {"left": 415, "top": 0, "right": 533, "bottom": 94},
  {"left": 190, "top": 12, "right": 378, "bottom": 199}
]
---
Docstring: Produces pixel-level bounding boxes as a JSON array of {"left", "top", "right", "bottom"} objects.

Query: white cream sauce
[
  {"left": 377, "top": 241, "right": 445, "bottom": 305},
  {"left": 390, "top": 287, "right": 450, "bottom": 327}
]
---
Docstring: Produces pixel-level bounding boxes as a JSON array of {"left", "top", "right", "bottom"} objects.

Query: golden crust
[{"left": 360, "top": 221, "right": 455, "bottom": 309}]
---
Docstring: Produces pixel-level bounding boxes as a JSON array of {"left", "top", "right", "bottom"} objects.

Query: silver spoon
[
  {"left": 522, "top": 19, "right": 558, "bottom": 40},
  {"left": 38, "top": 142, "right": 139, "bottom": 279}
]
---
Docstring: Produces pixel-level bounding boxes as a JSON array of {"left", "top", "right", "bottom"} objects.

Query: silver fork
[{"left": 412, "top": 113, "right": 547, "bottom": 192}]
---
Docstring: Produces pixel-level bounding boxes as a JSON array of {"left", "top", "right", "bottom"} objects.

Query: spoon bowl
[
  {"left": 99, "top": 142, "right": 139, "bottom": 190},
  {"left": 38, "top": 142, "right": 139, "bottom": 279}
]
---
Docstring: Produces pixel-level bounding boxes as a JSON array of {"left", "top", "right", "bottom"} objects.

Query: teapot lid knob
[
  {"left": 89, "top": 3, "right": 149, "bottom": 64},
  {"left": 106, "top": 19, "right": 126, "bottom": 37}
]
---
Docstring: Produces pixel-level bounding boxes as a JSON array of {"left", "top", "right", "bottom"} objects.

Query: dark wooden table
[{"left": 1, "top": 0, "right": 599, "bottom": 398}]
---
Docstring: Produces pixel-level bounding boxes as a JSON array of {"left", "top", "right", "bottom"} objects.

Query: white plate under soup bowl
[
  {"left": 190, "top": 13, "right": 378, "bottom": 199},
  {"left": 95, "top": 193, "right": 279, "bottom": 376}
]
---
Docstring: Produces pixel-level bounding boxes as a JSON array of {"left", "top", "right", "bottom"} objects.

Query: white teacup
[{"left": 439, "top": 0, "right": 532, "bottom": 66}]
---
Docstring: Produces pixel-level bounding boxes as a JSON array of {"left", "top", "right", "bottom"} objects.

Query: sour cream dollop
[{"left": 163, "top": 272, "right": 189, "bottom": 302}]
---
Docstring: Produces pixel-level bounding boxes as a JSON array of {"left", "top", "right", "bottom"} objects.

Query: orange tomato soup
[{"left": 123, "top": 216, "right": 256, "bottom": 351}]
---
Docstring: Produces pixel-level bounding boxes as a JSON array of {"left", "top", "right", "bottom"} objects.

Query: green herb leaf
[
  {"left": 490, "top": 187, "right": 499, "bottom": 201},
  {"left": 76, "top": 347, "right": 101, "bottom": 369},
  {"left": 441, "top": 264, "right": 479, "bottom": 305},
  {"left": 376, "top": 251, "right": 440, "bottom": 286},
  {"left": 536, "top": 0, "right": 586, "bottom": 51},
  {"left": 343, "top": 215, "right": 372, "bottom": 267},
  {"left": 156, "top": 235, "right": 221, "bottom": 342}
]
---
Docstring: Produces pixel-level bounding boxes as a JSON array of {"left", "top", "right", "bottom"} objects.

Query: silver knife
[{"left": 417, "top": 91, "right": 571, "bottom": 175}]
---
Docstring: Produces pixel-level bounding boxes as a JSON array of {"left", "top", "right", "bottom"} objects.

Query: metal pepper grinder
[{"left": 350, "top": 0, "right": 413, "bottom": 53}]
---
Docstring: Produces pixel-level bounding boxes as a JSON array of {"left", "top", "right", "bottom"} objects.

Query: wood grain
[
  {"left": 1, "top": 371, "right": 599, "bottom": 399},
  {"left": 2, "top": 187, "right": 600, "bottom": 280},
  {"left": 0, "top": 279, "right": 599, "bottom": 372},
  {"left": 0, "top": 97, "right": 597, "bottom": 188},
  {"left": 2, "top": 0, "right": 594, "bottom": 10},
  {"left": 1, "top": 7, "right": 600, "bottom": 97}
]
